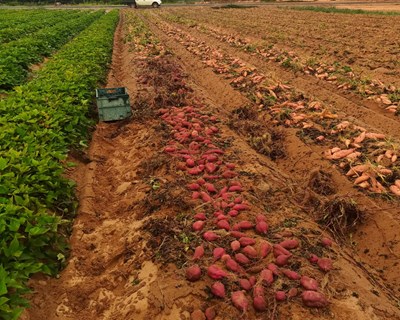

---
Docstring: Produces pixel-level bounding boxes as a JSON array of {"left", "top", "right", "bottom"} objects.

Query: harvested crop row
[
  {"left": 148, "top": 16, "right": 400, "bottom": 200},
  {"left": 0, "top": 11, "right": 118, "bottom": 319},
  {"left": 0, "top": 10, "right": 104, "bottom": 90},
  {"left": 162, "top": 12, "right": 399, "bottom": 115}
]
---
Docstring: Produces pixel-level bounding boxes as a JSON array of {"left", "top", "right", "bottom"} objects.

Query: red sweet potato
[
  {"left": 273, "top": 244, "right": 292, "bottom": 257},
  {"left": 231, "top": 291, "right": 249, "bottom": 312},
  {"left": 300, "top": 276, "right": 319, "bottom": 291},
  {"left": 231, "top": 240, "right": 241, "bottom": 251},
  {"left": 203, "top": 231, "right": 219, "bottom": 241},
  {"left": 186, "top": 265, "right": 201, "bottom": 281},
  {"left": 230, "top": 231, "right": 247, "bottom": 238},
  {"left": 321, "top": 237, "right": 333, "bottom": 247},
  {"left": 239, "top": 237, "right": 256, "bottom": 246},
  {"left": 279, "top": 239, "right": 299, "bottom": 250},
  {"left": 275, "top": 291, "right": 286, "bottom": 301},
  {"left": 207, "top": 265, "right": 227, "bottom": 280},
  {"left": 259, "top": 241, "right": 272, "bottom": 258},
  {"left": 275, "top": 254, "right": 291, "bottom": 266},
  {"left": 194, "top": 212, "right": 207, "bottom": 220},
  {"left": 309, "top": 254, "right": 319, "bottom": 264},
  {"left": 205, "top": 183, "right": 217, "bottom": 193},
  {"left": 255, "top": 221, "right": 268, "bottom": 234},
  {"left": 193, "top": 221, "right": 205, "bottom": 232},
  {"left": 239, "top": 279, "right": 252, "bottom": 291},
  {"left": 211, "top": 282, "right": 226, "bottom": 298},
  {"left": 213, "top": 247, "right": 226, "bottom": 261},
  {"left": 317, "top": 258, "right": 333, "bottom": 272},
  {"left": 187, "top": 183, "right": 200, "bottom": 191},
  {"left": 193, "top": 245, "right": 205, "bottom": 261},
  {"left": 260, "top": 269, "right": 274, "bottom": 285},
  {"left": 282, "top": 269, "right": 300, "bottom": 280},
  {"left": 226, "top": 258, "right": 241, "bottom": 272},
  {"left": 242, "top": 246, "right": 258, "bottom": 259},
  {"left": 205, "top": 307, "right": 216, "bottom": 320},
  {"left": 301, "top": 291, "right": 328, "bottom": 308},
  {"left": 253, "top": 296, "right": 267, "bottom": 312},
  {"left": 235, "top": 253, "right": 250, "bottom": 265},
  {"left": 287, "top": 288, "right": 298, "bottom": 298},
  {"left": 228, "top": 210, "right": 239, "bottom": 217},
  {"left": 216, "top": 220, "right": 230, "bottom": 231},
  {"left": 267, "top": 263, "right": 281, "bottom": 276}
]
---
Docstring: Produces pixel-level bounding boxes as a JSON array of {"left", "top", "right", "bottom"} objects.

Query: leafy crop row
[
  {"left": 0, "top": 10, "right": 80, "bottom": 45},
  {"left": 0, "top": 10, "right": 119, "bottom": 319},
  {"left": 0, "top": 10, "right": 57, "bottom": 29},
  {"left": 0, "top": 10, "right": 104, "bottom": 90}
]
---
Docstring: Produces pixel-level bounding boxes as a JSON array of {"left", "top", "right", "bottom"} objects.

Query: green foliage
[
  {"left": 290, "top": 6, "right": 400, "bottom": 16},
  {"left": 0, "top": 10, "right": 118, "bottom": 319},
  {"left": 0, "top": 10, "right": 104, "bottom": 90}
]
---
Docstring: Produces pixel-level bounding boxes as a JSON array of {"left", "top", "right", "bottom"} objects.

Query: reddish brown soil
[{"left": 24, "top": 9, "right": 400, "bottom": 320}]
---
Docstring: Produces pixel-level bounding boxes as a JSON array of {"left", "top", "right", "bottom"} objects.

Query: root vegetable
[
  {"left": 192, "top": 192, "right": 200, "bottom": 200},
  {"left": 239, "top": 279, "right": 252, "bottom": 291},
  {"left": 187, "top": 183, "right": 201, "bottom": 190},
  {"left": 275, "top": 254, "right": 291, "bottom": 266},
  {"left": 232, "top": 203, "right": 250, "bottom": 211},
  {"left": 235, "top": 253, "right": 250, "bottom": 265},
  {"left": 186, "top": 265, "right": 202, "bottom": 282},
  {"left": 216, "top": 220, "right": 230, "bottom": 231},
  {"left": 260, "top": 269, "right": 274, "bottom": 285},
  {"left": 230, "top": 231, "right": 247, "bottom": 238},
  {"left": 321, "top": 237, "right": 333, "bottom": 247},
  {"left": 226, "top": 258, "right": 241, "bottom": 272},
  {"left": 239, "top": 237, "right": 256, "bottom": 246},
  {"left": 249, "top": 276, "right": 256, "bottom": 286},
  {"left": 273, "top": 244, "right": 292, "bottom": 257},
  {"left": 213, "top": 248, "right": 226, "bottom": 261},
  {"left": 229, "top": 185, "right": 242, "bottom": 192},
  {"left": 205, "top": 307, "right": 216, "bottom": 320},
  {"left": 231, "top": 240, "right": 241, "bottom": 251},
  {"left": 207, "top": 265, "right": 227, "bottom": 280},
  {"left": 259, "top": 241, "right": 272, "bottom": 258},
  {"left": 255, "top": 214, "right": 267, "bottom": 222},
  {"left": 279, "top": 239, "right": 299, "bottom": 250},
  {"left": 193, "top": 245, "right": 205, "bottom": 261},
  {"left": 326, "top": 148, "right": 355, "bottom": 160},
  {"left": 228, "top": 210, "right": 239, "bottom": 217},
  {"left": 205, "top": 183, "right": 217, "bottom": 193},
  {"left": 194, "top": 212, "right": 207, "bottom": 220},
  {"left": 186, "top": 158, "right": 196, "bottom": 167},
  {"left": 300, "top": 276, "right": 319, "bottom": 291},
  {"left": 267, "top": 263, "right": 281, "bottom": 276},
  {"left": 203, "top": 231, "right": 220, "bottom": 241},
  {"left": 255, "top": 221, "right": 268, "bottom": 234},
  {"left": 282, "top": 269, "right": 300, "bottom": 280},
  {"left": 200, "top": 191, "right": 212, "bottom": 203},
  {"left": 216, "top": 214, "right": 228, "bottom": 221},
  {"left": 317, "top": 258, "right": 333, "bottom": 272},
  {"left": 193, "top": 221, "right": 205, "bottom": 232},
  {"left": 301, "top": 291, "right": 328, "bottom": 308},
  {"left": 309, "top": 254, "right": 319, "bottom": 264},
  {"left": 354, "top": 174, "right": 370, "bottom": 185},
  {"left": 242, "top": 246, "right": 258, "bottom": 259},
  {"left": 275, "top": 291, "right": 286, "bottom": 301},
  {"left": 211, "top": 282, "right": 226, "bottom": 298},
  {"left": 231, "top": 291, "right": 249, "bottom": 312},
  {"left": 205, "top": 163, "right": 218, "bottom": 173},
  {"left": 222, "top": 170, "right": 237, "bottom": 179},
  {"left": 253, "top": 296, "right": 267, "bottom": 312},
  {"left": 390, "top": 185, "right": 400, "bottom": 196}
]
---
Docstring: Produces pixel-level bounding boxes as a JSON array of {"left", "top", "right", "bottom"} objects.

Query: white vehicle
[{"left": 130, "top": 0, "right": 161, "bottom": 8}]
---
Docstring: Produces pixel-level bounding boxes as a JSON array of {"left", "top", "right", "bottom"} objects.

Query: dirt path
[{"left": 24, "top": 9, "right": 400, "bottom": 320}]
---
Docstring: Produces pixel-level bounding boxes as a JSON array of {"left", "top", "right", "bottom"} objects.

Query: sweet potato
[
  {"left": 255, "top": 214, "right": 267, "bottom": 222},
  {"left": 242, "top": 246, "right": 258, "bottom": 259},
  {"left": 287, "top": 288, "right": 298, "bottom": 298},
  {"left": 309, "top": 254, "right": 319, "bottom": 264},
  {"left": 200, "top": 191, "right": 212, "bottom": 203},
  {"left": 207, "top": 265, "right": 227, "bottom": 280},
  {"left": 249, "top": 276, "right": 256, "bottom": 287},
  {"left": 232, "top": 203, "right": 250, "bottom": 211},
  {"left": 186, "top": 158, "right": 196, "bottom": 167},
  {"left": 222, "top": 170, "right": 237, "bottom": 179},
  {"left": 282, "top": 269, "right": 300, "bottom": 280},
  {"left": 275, "top": 291, "right": 286, "bottom": 301},
  {"left": 228, "top": 185, "right": 242, "bottom": 192},
  {"left": 239, "top": 279, "right": 252, "bottom": 291},
  {"left": 228, "top": 210, "right": 239, "bottom": 217},
  {"left": 226, "top": 258, "right": 241, "bottom": 272},
  {"left": 216, "top": 214, "right": 228, "bottom": 221},
  {"left": 205, "top": 307, "right": 216, "bottom": 320},
  {"left": 301, "top": 291, "right": 328, "bottom": 308},
  {"left": 230, "top": 231, "right": 247, "bottom": 238},
  {"left": 193, "top": 245, "right": 205, "bottom": 261},
  {"left": 187, "top": 183, "right": 200, "bottom": 191},
  {"left": 192, "top": 192, "right": 200, "bottom": 200},
  {"left": 255, "top": 221, "right": 268, "bottom": 234},
  {"left": 203, "top": 231, "right": 220, "bottom": 241},
  {"left": 260, "top": 269, "right": 274, "bottom": 285},
  {"left": 216, "top": 220, "right": 230, "bottom": 231},
  {"left": 317, "top": 258, "right": 333, "bottom": 272},
  {"left": 211, "top": 282, "right": 226, "bottom": 298},
  {"left": 192, "top": 220, "right": 205, "bottom": 232},
  {"left": 275, "top": 254, "right": 291, "bottom": 266},
  {"left": 253, "top": 296, "right": 267, "bottom": 312},
  {"left": 231, "top": 240, "right": 241, "bottom": 251},
  {"left": 239, "top": 237, "right": 256, "bottom": 246},
  {"left": 235, "top": 253, "right": 250, "bottom": 265},
  {"left": 259, "top": 241, "right": 272, "bottom": 258},
  {"left": 300, "top": 276, "right": 319, "bottom": 291},
  {"left": 186, "top": 265, "right": 202, "bottom": 281},
  {"left": 213, "top": 248, "right": 226, "bottom": 261},
  {"left": 279, "top": 239, "right": 299, "bottom": 250},
  {"left": 205, "top": 183, "right": 217, "bottom": 193},
  {"left": 231, "top": 291, "right": 249, "bottom": 312},
  {"left": 267, "top": 263, "right": 281, "bottom": 276},
  {"left": 205, "top": 163, "right": 218, "bottom": 173},
  {"left": 194, "top": 212, "right": 207, "bottom": 220},
  {"left": 273, "top": 244, "right": 292, "bottom": 257},
  {"left": 321, "top": 237, "right": 333, "bottom": 247}
]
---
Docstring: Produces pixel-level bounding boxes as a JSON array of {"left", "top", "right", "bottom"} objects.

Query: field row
[{"left": 0, "top": 10, "right": 118, "bottom": 319}]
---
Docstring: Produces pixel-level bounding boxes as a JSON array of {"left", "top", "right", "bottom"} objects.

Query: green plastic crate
[{"left": 95, "top": 87, "right": 131, "bottom": 122}]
